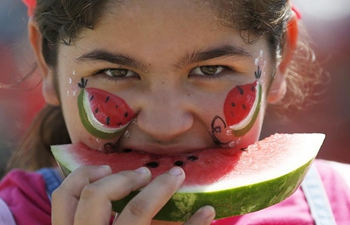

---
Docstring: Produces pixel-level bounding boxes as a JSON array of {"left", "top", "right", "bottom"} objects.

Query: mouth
[{"left": 95, "top": 144, "right": 243, "bottom": 170}]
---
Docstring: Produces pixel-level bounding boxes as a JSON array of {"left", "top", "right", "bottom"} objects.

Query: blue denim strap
[
  {"left": 301, "top": 164, "right": 336, "bottom": 225},
  {"left": 36, "top": 168, "right": 63, "bottom": 201}
]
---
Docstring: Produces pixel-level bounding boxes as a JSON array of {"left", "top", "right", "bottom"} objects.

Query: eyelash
[
  {"left": 189, "top": 65, "right": 237, "bottom": 80},
  {"left": 94, "top": 68, "right": 139, "bottom": 82}
]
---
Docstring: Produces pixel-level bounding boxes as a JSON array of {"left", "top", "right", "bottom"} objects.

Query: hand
[{"left": 51, "top": 165, "right": 215, "bottom": 225}]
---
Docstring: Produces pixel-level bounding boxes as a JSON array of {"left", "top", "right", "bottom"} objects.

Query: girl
[{"left": 1, "top": 0, "right": 350, "bottom": 224}]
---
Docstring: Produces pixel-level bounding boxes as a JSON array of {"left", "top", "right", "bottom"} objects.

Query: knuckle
[
  {"left": 80, "top": 183, "right": 99, "bottom": 199},
  {"left": 126, "top": 197, "right": 149, "bottom": 218}
]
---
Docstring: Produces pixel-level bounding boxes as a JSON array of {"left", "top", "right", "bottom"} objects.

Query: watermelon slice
[
  {"left": 51, "top": 133, "right": 324, "bottom": 221},
  {"left": 77, "top": 78, "right": 134, "bottom": 139}
]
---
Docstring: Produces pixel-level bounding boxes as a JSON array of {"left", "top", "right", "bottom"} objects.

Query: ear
[
  {"left": 267, "top": 12, "right": 299, "bottom": 104},
  {"left": 28, "top": 18, "right": 60, "bottom": 106}
]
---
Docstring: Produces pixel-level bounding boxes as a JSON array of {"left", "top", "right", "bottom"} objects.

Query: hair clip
[
  {"left": 291, "top": 3, "right": 302, "bottom": 20},
  {"left": 22, "top": 0, "right": 36, "bottom": 17}
]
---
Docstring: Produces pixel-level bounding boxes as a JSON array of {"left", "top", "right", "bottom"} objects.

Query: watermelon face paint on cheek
[
  {"left": 77, "top": 78, "right": 135, "bottom": 140},
  {"left": 211, "top": 67, "right": 262, "bottom": 146}
]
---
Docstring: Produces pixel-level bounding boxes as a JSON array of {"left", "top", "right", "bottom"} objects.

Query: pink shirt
[{"left": 0, "top": 159, "right": 349, "bottom": 225}]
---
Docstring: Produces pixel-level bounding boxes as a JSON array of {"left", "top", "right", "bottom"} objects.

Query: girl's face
[{"left": 54, "top": 0, "right": 276, "bottom": 155}]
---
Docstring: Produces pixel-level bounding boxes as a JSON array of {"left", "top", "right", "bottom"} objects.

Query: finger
[
  {"left": 115, "top": 167, "right": 185, "bottom": 225},
  {"left": 183, "top": 206, "right": 216, "bottom": 225},
  {"left": 74, "top": 167, "right": 152, "bottom": 225},
  {"left": 52, "top": 165, "right": 112, "bottom": 225}
]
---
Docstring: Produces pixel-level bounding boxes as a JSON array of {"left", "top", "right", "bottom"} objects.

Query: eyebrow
[
  {"left": 76, "top": 50, "right": 148, "bottom": 71},
  {"left": 76, "top": 45, "right": 252, "bottom": 71},
  {"left": 177, "top": 45, "right": 253, "bottom": 68}
]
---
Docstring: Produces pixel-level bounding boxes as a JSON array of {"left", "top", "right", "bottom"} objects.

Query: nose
[{"left": 135, "top": 89, "right": 194, "bottom": 142}]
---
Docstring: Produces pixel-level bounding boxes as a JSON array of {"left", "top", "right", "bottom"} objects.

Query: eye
[
  {"left": 190, "top": 66, "right": 225, "bottom": 76},
  {"left": 103, "top": 68, "right": 137, "bottom": 78}
]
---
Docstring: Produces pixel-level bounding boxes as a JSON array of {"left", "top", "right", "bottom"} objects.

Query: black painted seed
[
  {"left": 90, "top": 95, "right": 94, "bottom": 101},
  {"left": 145, "top": 162, "right": 159, "bottom": 168},
  {"left": 95, "top": 108, "right": 99, "bottom": 114},
  {"left": 242, "top": 104, "right": 247, "bottom": 110},
  {"left": 106, "top": 116, "right": 110, "bottom": 125},
  {"left": 237, "top": 86, "right": 244, "bottom": 95},
  {"left": 251, "top": 85, "right": 255, "bottom": 92},
  {"left": 105, "top": 96, "right": 110, "bottom": 103},
  {"left": 231, "top": 103, "right": 236, "bottom": 107},
  {"left": 187, "top": 156, "right": 198, "bottom": 161},
  {"left": 124, "top": 112, "right": 129, "bottom": 118},
  {"left": 174, "top": 161, "right": 185, "bottom": 167}
]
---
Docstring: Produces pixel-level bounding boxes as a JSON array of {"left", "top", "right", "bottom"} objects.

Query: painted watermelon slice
[
  {"left": 78, "top": 86, "right": 134, "bottom": 139},
  {"left": 51, "top": 133, "right": 324, "bottom": 221},
  {"left": 224, "top": 81, "right": 262, "bottom": 137}
]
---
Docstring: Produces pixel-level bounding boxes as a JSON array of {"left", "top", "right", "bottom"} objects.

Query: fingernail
[
  {"left": 99, "top": 165, "right": 111, "bottom": 173},
  {"left": 168, "top": 167, "right": 183, "bottom": 176},
  {"left": 198, "top": 206, "right": 215, "bottom": 220},
  {"left": 112, "top": 213, "right": 119, "bottom": 223},
  {"left": 134, "top": 167, "right": 149, "bottom": 174}
]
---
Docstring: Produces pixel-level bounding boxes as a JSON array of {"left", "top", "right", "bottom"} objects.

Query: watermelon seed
[
  {"left": 255, "top": 66, "right": 261, "bottom": 79},
  {"left": 174, "top": 161, "right": 185, "bottom": 167},
  {"left": 90, "top": 95, "right": 94, "bottom": 101},
  {"left": 123, "top": 149, "right": 132, "bottom": 153},
  {"left": 187, "top": 156, "right": 198, "bottom": 161},
  {"left": 95, "top": 108, "right": 99, "bottom": 114},
  {"left": 242, "top": 104, "right": 247, "bottom": 110},
  {"left": 105, "top": 96, "right": 110, "bottom": 103},
  {"left": 145, "top": 162, "right": 159, "bottom": 168},
  {"left": 124, "top": 112, "right": 129, "bottom": 118},
  {"left": 231, "top": 103, "right": 236, "bottom": 107},
  {"left": 116, "top": 105, "right": 119, "bottom": 108},
  {"left": 251, "top": 85, "right": 255, "bottom": 92},
  {"left": 237, "top": 86, "right": 244, "bottom": 95},
  {"left": 241, "top": 148, "right": 247, "bottom": 151},
  {"left": 106, "top": 116, "right": 110, "bottom": 125}
]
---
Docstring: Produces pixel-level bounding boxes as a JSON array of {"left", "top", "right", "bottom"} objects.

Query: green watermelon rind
[
  {"left": 78, "top": 89, "right": 126, "bottom": 139},
  {"left": 112, "top": 158, "right": 312, "bottom": 221},
  {"left": 230, "top": 83, "right": 262, "bottom": 137}
]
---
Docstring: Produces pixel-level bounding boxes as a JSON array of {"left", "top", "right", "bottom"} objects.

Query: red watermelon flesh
[
  {"left": 83, "top": 88, "right": 133, "bottom": 128},
  {"left": 52, "top": 133, "right": 324, "bottom": 192},
  {"left": 223, "top": 81, "right": 261, "bottom": 137}
]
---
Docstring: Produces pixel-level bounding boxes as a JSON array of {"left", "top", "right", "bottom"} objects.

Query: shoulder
[
  {"left": 316, "top": 159, "right": 350, "bottom": 189},
  {"left": 0, "top": 169, "right": 54, "bottom": 225},
  {"left": 313, "top": 159, "right": 350, "bottom": 223}
]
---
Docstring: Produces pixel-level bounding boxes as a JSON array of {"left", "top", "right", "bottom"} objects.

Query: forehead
[{"left": 64, "top": 0, "right": 269, "bottom": 64}]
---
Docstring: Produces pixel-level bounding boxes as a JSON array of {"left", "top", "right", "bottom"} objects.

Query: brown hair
[{"left": 6, "top": 0, "right": 324, "bottom": 171}]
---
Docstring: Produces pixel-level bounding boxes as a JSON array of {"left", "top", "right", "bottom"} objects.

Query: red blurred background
[{"left": 0, "top": 0, "right": 349, "bottom": 177}]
